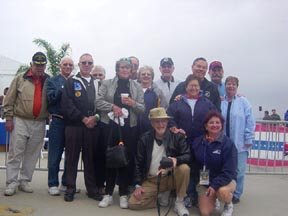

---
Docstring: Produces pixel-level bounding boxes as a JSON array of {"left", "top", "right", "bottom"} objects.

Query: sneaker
[
  {"left": 59, "top": 185, "right": 81, "bottom": 193},
  {"left": 4, "top": 182, "right": 18, "bottom": 196},
  {"left": 158, "top": 191, "right": 170, "bottom": 207},
  {"left": 98, "top": 195, "right": 113, "bottom": 208},
  {"left": 174, "top": 200, "right": 190, "bottom": 216},
  {"left": 64, "top": 192, "right": 74, "bottom": 202},
  {"left": 232, "top": 196, "right": 240, "bottom": 204},
  {"left": 18, "top": 181, "right": 33, "bottom": 193},
  {"left": 215, "top": 198, "right": 221, "bottom": 211},
  {"left": 48, "top": 186, "right": 60, "bottom": 196},
  {"left": 221, "top": 202, "right": 233, "bottom": 216},
  {"left": 119, "top": 195, "right": 128, "bottom": 209}
]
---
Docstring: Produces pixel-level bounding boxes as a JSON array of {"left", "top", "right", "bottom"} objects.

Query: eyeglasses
[
  {"left": 81, "top": 61, "right": 93, "bottom": 66},
  {"left": 63, "top": 63, "right": 74, "bottom": 67},
  {"left": 93, "top": 74, "right": 103, "bottom": 77}
]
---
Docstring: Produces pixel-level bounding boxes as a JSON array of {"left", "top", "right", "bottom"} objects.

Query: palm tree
[
  {"left": 16, "top": 38, "right": 71, "bottom": 76},
  {"left": 33, "top": 38, "right": 71, "bottom": 76}
]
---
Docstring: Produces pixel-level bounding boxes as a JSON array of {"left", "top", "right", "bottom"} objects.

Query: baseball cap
[
  {"left": 160, "top": 57, "right": 174, "bottom": 67},
  {"left": 209, "top": 61, "right": 222, "bottom": 70},
  {"left": 32, "top": 52, "right": 47, "bottom": 65}
]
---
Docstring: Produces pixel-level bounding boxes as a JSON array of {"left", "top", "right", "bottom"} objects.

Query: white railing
[{"left": 1, "top": 120, "right": 288, "bottom": 174}]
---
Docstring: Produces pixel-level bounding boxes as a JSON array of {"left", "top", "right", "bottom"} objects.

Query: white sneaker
[
  {"left": 174, "top": 200, "right": 190, "bottom": 216},
  {"left": 48, "top": 186, "right": 60, "bottom": 196},
  {"left": 4, "top": 182, "right": 18, "bottom": 196},
  {"left": 221, "top": 202, "right": 233, "bottom": 216},
  {"left": 215, "top": 198, "right": 221, "bottom": 211},
  {"left": 98, "top": 195, "right": 113, "bottom": 208},
  {"left": 158, "top": 191, "right": 170, "bottom": 207},
  {"left": 18, "top": 181, "right": 33, "bottom": 193},
  {"left": 119, "top": 195, "right": 128, "bottom": 209}
]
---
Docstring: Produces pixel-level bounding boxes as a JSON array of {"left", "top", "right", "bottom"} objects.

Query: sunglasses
[
  {"left": 81, "top": 61, "right": 93, "bottom": 66},
  {"left": 93, "top": 74, "right": 103, "bottom": 77},
  {"left": 63, "top": 63, "right": 74, "bottom": 67}
]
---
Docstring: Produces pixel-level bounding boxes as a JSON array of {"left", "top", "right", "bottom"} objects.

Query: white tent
[{"left": 0, "top": 55, "right": 22, "bottom": 95}]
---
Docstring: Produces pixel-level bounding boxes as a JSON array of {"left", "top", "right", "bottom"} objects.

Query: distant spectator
[
  {"left": 0, "top": 87, "right": 8, "bottom": 105},
  {"left": 284, "top": 110, "right": 288, "bottom": 122},
  {"left": 270, "top": 109, "right": 281, "bottom": 121},
  {"left": 91, "top": 65, "right": 106, "bottom": 81},
  {"left": 263, "top": 110, "right": 272, "bottom": 120}
]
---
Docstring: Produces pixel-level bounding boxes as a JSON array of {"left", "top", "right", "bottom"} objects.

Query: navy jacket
[
  {"left": 170, "top": 78, "right": 221, "bottom": 111},
  {"left": 191, "top": 133, "right": 238, "bottom": 190},
  {"left": 46, "top": 74, "right": 67, "bottom": 115},
  {"left": 167, "top": 96, "right": 217, "bottom": 146},
  {"left": 61, "top": 73, "right": 98, "bottom": 126}
]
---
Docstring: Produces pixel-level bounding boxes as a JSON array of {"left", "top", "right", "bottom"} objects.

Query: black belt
[{"left": 51, "top": 114, "right": 64, "bottom": 119}]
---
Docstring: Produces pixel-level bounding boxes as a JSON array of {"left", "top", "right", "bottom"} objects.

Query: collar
[{"left": 161, "top": 76, "right": 174, "bottom": 83}]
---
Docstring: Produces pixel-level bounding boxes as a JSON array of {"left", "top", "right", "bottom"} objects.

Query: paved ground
[{"left": 0, "top": 170, "right": 287, "bottom": 216}]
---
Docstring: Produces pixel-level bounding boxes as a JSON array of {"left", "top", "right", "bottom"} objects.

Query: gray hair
[{"left": 138, "top": 65, "right": 154, "bottom": 80}]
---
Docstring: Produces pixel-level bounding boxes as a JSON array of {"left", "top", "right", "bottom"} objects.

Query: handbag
[{"left": 105, "top": 117, "right": 129, "bottom": 168}]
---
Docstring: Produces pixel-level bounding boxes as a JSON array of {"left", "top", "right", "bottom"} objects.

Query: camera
[{"left": 159, "top": 157, "right": 174, "bottom": 169}]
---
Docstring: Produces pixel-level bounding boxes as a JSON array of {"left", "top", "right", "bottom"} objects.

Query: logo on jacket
[
  {"left": 74, "top": 82, "right": 82, "bottom": 91},
  {"left": 204, "top": 91, "right": 210, "bottom": 98},
  {"left": 212, "top": 149, "right": 221, "bottom": 154},
  {"left": 75, "top": 91, "right": 81, "bottom": 97}
]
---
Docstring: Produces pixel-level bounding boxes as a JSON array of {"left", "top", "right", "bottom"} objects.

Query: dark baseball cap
[
  {"left": 32, "top": 52, "right": 47, "bottom": 65},
  {"left": 160, "top": 57, "right": 174, "bottom": 67},
  {"left": 209, "top": 61, "right": 223, "bottom": 70}
]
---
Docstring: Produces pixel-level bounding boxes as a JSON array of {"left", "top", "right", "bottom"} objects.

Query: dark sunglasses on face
[
  {"left": 63, "top": 63, "right": 73, "bottom": 67},
  {"left": 81, "top": 61, "right": 93, "bottom": 66}
]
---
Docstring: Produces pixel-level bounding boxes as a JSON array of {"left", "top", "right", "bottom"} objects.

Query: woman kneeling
[{"left": 191, "top": 111, "right": 237, "bottom": 216}]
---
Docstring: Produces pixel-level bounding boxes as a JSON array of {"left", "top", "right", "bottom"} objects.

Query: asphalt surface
[{"left": 0, "top": 170, "right": 287, "bottom": 216}]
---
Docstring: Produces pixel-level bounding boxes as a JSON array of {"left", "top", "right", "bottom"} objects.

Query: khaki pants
[
  {"left": 129, "top": 164, "right": 190, "bottom": 210},
  {"left": 197, "top": 180, "right": 236, "bottom": 203},
  {"left": 6, "top": 117, "right": 45, "bottom": 184}
]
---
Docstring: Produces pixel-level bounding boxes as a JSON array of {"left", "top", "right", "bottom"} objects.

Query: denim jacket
[{"left": 221, "top": 95, "right": 255, "bottom": 152}]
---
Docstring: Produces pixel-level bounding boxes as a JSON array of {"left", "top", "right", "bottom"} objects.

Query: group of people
[
  {"left": 262, "top": 109, "right": 282, "bottom": 121},
  {"left": 2, "top": 52, "right": 256, "bottom": 216}
]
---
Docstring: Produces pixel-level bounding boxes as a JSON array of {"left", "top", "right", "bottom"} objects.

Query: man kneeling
[{"left": 128, "top": 107, "right": 190, "bottom": 216}]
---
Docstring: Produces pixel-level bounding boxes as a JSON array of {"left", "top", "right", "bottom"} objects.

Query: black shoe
[
  {"left": 87, "top": 192, "right": 103, "bottom": 201},
  {"left": 232, "top": 196, "right": 240, "bottom": 204},
  {"left": 64, "top": 193, "right": 74, "bottom": 202}
]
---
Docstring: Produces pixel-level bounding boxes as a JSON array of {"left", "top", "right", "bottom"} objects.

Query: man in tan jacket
[{"left": 3, "top": 52, "right": 49, "bottom": 196}]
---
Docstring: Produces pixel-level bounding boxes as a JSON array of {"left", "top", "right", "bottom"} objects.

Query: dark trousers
[
  {"left": 65, "top": 125, "right": 99, "bottom": 195},
  {"left": 48, "top": 118, "right": 66, "bottom": 187},
  {"left": 103, "top": 122, "right": 137, "bottom": 196},
  {"left": 95, "top": 122, "right": 106, "bottom": 188}
]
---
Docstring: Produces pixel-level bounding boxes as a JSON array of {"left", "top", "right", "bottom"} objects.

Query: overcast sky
[{"left": 0, "top": 0, "right": 287, "bottom": 118}]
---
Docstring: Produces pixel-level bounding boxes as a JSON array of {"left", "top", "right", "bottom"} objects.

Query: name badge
[{"left": 199, "top": 165, "right": 209, "bottom": 185}]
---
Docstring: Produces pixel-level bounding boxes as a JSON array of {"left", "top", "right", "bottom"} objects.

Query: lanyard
[{"left": 203, "top": 139, "right": 207, "bottom": 171}]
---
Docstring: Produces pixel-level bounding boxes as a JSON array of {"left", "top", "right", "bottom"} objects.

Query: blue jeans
[
  {"left": 234, "top": 151, "right": 248, "bottom": 199},
  {"left": 48, "top": 118, "right": 66, "bottom": 187}
]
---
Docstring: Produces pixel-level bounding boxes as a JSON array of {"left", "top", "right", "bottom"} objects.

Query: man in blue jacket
[
  {"left": 46, "top": 56, "right": 74, "bottom": 196},
  {"left": 170, "top": 57, "right": 221, "bottom": 111}
]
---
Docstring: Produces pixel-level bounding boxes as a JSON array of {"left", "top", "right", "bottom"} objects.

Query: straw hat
[{"left": 148, "top": 107, "right": 172, "bottom": 119}]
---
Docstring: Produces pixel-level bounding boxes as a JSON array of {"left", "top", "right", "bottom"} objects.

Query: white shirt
[{"left": 148, "top": 140, "right": 166, "bottom": 176}]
